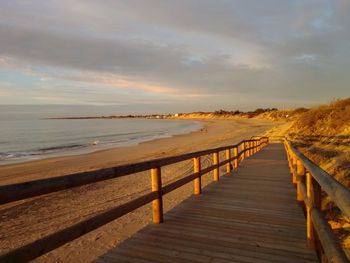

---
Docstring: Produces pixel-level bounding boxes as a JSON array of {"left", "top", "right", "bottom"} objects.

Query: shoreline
[
  {"left": 0, "top": 118, "right": 282, "bottom": 263},
  {"left": 0, "top": 119, "right": 204, "bottom": 166}
]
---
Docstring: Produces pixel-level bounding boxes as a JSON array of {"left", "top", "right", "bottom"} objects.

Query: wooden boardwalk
[{"left": 96, "top": 143, "right": 318, "bottom": 263}]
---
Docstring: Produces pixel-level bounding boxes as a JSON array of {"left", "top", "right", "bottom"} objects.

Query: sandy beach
[{"left": 0, "top": 118, "right": 281, "bottom": 262}]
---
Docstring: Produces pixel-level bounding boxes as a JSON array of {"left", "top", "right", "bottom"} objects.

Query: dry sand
[{"left": 0, "top": 118, "right": 281, "bottom": 262}]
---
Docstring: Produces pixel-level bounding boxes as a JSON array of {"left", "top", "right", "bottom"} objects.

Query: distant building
[{"left": 174, "top": 113, "right": 179, "bottom": 117}]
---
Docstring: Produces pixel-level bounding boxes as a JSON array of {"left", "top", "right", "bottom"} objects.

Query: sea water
[{"left": 0, "top": 105, "right": 202, "bottom": 164}]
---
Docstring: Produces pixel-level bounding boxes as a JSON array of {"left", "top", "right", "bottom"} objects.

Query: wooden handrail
[
  {"left": 286, "top": 140, "right": 350, "bottom": 219},
  {"left": 298, "top": 180, "right": 348, "bottom": 263},
  {"left": 0, "top": 137, "right": 268, "bottom": 262},
  {"left": 0, "top": 138, "right": 264, "bottom": 205},
  {"left": 284, "top": 138, "right": 350, "bottom": 263}
]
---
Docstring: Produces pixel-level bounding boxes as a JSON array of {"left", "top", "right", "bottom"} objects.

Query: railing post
[
  {"left": 151, "top": 167, "right": 163, "bottom": 224},
  {"left": 285, "top": 144, "right": 291, "bottom": 167},
  {"left": 213, "top": 152, "right": 219, "bottom": 182},
  {"left": 306, "top": 171, "right": 321, "bottom": 249},
  {"left": 241, "top": 142, "right": 245, "bottom": 161},
  {"left": 233, "top": 146, "right": 238, "bottom": 169},
  {"left": 254, "top": 141, "right": 257, "bottom": 154},
  {"left": 306, "top": 171, "right": 313, "bottom": 246},
  {"left": 246, "top": 141, "right": 250, "bottom": 158},
  {"left": 296, "top": 160, "right": 305, "bottom": 206},
  {"left": 287, "top": 147, "right": 293, "bottom": 173},
  {"left": 292, "top": 153, "right": 298, "bottom": 186},
  {"left": 226, "top": 148, "right": 232, "bottom": 173},
  {"left": 194, "top": 157, "right": 201, "bottom": 195}
]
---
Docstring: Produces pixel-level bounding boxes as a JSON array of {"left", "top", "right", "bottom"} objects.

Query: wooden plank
[
  {"left": 133, "top": 230, "right": 317, "bottom": 262},
  {"left": 98, "top": 253, "right": 156, "bottom": 263},
  {"left": 156, "top": 219, "right": 310, "bottom": 245},
  {"left": 128, "top": 230, "right": 315, "bottom": 263},
  {"left": 165, "top": 213, "right": 307, "bottom": 239},
  {"left": 125, "top": 238, "right": 300, "bottom": 263}
]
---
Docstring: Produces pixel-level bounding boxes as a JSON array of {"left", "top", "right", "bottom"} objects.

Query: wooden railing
[
  {"left": 283, "top": 137, "right": 350, "bottom": 263},
  {"left": 0, "top": 137, "right": 269, "bottom": 262}
]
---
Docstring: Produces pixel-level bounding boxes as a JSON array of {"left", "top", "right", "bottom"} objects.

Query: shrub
[{"left": 291, "top": 98, "right": 350, "bottom": 136}]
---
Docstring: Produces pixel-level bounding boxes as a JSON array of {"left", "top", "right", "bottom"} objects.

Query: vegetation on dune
[
  {"left": 288, "top": 98, "right": 350, "bottom": 186},
  {"left": 287, "top": 98, "right": 350, "bottom": 249},
  {"left": 254, "top": 107, "right": 309, "bottom": 121},
  {"left": 291, "top": 98, "right": 350, "bottom": 135},
  {"left": 176, "top": 108, "right": 279, "bottom": 119},
  {"left": 212, "top": 108, "right": 278, "bottom": 118}
]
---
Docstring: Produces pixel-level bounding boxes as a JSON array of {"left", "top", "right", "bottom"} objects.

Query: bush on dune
[
  {"left": 291, "top": 98, "right": 350, "bottom": 136},
  {"left": 288, "top": 98, "right": 350, "bottom": 185}
]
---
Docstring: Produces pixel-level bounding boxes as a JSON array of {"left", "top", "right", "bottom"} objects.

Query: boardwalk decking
[{"left": 96, "top": 144, "right": 318, "bottom": 263}]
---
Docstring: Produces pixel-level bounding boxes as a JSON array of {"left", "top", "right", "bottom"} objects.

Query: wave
[
  {"left": 0, "top": 132, "right": 171, "bottom": 162},
  {"left": 0, "top": 120, "right": 202, "bottom": 164},
  {"left": 38, "top": 144, "right": 84, "bottom": 152},
  {"left": 0, "top": 143, "right": 86, "bottom": 161}
]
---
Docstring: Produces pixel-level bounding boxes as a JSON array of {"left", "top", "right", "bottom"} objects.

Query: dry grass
[
  {"left": 288, "top": 98, "right": 350, "bottom": 187},
  {"left": 292, "top": 98, "right": 350, "bottom": 135},
  {"left": 256, "top": 107, "right": 310, "bottom": 122},
  {"left": 287, "top": 98, "right": 350, "bottom": 248}
]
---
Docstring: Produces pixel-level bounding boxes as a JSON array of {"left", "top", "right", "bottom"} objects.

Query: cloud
[
  {"left": 0, "top": 0, "right": 349, "bottom": 109},
  {"left": 0, "top": 23, "right": 271, "bottom": 96},
  {"left": 0, "top": 24, "right": 182, "bottom": 74},
  {"left": 293, "top": 54, "right": 317, "bottom": 63}
]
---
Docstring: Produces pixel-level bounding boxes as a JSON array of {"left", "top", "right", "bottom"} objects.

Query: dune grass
[
  {"left": 287, "top": 98, "right": 350, "bottom": 249},
  {"left": 289, "top": 98, "right": 350, "bottom": 186}
]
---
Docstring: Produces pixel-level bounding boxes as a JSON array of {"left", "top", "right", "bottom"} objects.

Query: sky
[{"left": 0, "top": 0, "right": 349, "bottom": 112}]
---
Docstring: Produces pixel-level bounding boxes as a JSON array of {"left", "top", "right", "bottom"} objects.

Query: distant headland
[{"left": 49, "top": 107, "right": 304, "bottom": 121}]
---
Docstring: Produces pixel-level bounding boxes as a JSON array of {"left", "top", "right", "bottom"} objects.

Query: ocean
[{"left": 0, "top": 105, "right": 202, "bottom": 164}]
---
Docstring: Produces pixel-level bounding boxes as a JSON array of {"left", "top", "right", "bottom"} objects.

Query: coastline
[
  {"left": 0, "top": 119, "right": 203, "bottom": 166},
  {"left": 0, "top": 118, "right": 282, "bottom": 263}
]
